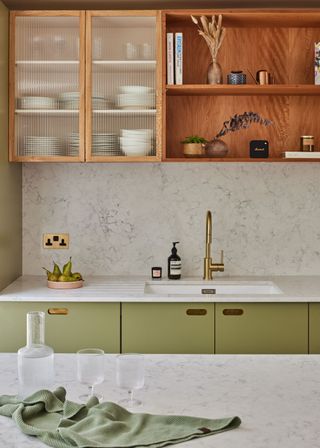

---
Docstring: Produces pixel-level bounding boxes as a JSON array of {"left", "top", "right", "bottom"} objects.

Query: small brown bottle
[{"left": 168, "top": 242, "right": 181, "bottom": 280}]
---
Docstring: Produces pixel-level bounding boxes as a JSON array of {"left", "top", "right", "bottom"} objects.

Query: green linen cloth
[{"left": 0, "top": 387, "right": 241, "bottom": 448}]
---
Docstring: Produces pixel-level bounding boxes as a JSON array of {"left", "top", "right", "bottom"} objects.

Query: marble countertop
[
  {"left": 1, "top": 275, "right": 320, "bottom": 302},
  {"left": 0, "top": 353, "right": 319, "bottom": 448}
]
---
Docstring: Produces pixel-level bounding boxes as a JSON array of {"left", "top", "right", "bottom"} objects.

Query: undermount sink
[{"left": 144, "top": 281, "right": 283, "bottom": 296}]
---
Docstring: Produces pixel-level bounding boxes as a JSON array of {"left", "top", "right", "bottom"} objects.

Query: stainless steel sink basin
[{"left": 144, "top": 281, "right": 283, "bottom": 296}]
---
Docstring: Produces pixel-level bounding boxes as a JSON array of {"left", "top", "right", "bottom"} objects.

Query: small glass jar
[{"left": 300, "top": 135, "right": 314, "bottom": 152}]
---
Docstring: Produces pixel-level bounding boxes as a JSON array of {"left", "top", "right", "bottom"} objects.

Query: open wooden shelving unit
[{"left": 162, "top": 9, "right": 320, "bottom": 162}]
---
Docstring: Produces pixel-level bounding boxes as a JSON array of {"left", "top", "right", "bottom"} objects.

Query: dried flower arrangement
[
  {"left": 191, "top": 15, "right": 226, "bottom": 62},
  {"left": 215, "top": 112, "right": 273, "bottom": 139},
  {"left": 205, "top": 112, "right": 273, "bottom": 157},
  {"left": 191, "top": 14, "right": 226, "bottom": 83}
]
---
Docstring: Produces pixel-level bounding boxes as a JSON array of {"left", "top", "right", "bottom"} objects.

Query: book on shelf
[
  {"left": 166, "top": 33, "right": 174, "bottom": 85},
  {"left": 175, "top": 32, "right": 183, "bottom": 85},
  {"left": 282, "top": 151, "right": 320, "bottom": 158}
]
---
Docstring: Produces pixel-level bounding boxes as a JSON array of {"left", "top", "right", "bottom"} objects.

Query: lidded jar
[{"left": 17, "top": 311, "right": 54, "bottom": 398}]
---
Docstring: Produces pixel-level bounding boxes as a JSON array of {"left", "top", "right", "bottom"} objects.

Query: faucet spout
[{"left": 203, "top": 210, "right": 224, "bottom": 280}]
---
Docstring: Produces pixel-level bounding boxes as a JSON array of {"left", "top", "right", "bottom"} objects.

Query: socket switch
[{"left": 43, "top": 233, "right": 69, "bottom": 249}]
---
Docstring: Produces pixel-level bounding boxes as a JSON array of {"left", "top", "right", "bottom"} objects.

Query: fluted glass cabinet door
[
  {"left": 86, "top": 11, "right": 161, "bottom": 162},
  {"left": 9, "top": 11, "right": 85, "bottom": 162}
]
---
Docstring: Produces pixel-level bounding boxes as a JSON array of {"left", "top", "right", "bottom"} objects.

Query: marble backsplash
[{"left": 23, "top": 163, "right": 320, "bottom": 277}]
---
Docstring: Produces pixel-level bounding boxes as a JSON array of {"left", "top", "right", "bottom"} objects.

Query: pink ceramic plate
[{"left": 47, "top": 280, "right": 83, "bottom": 289}]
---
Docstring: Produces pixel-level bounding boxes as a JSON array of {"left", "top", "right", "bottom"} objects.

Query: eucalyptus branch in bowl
[{"left": 205, "top": 112, "right": 273, "bottom": 157}]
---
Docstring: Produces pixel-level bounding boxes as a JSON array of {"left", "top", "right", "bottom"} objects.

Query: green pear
[
  {"left": 42, "top": 267, "right": 52, "bottom": 280},
  {"left": 58, "top": 274, "right": 69, "bottom": 282},
  {"left": 72, "top": 272, "right": 83, "bottom": 281},
  {"left": 53, "top": 261, "right": 62, "bottom": 277},
  {"left": 48, "top": 273, "right": 59, "bottom": 282},
  {"left": 62, "top": 257, "right": 72, "bottom": 276}
]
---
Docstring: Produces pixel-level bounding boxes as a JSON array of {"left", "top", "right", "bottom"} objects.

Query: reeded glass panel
[
  {"left": 15, "top": 16, "right": 81, "bottom": 158},
  {"left": 91, "top": 16, "right": 157, "bottom": 158}
]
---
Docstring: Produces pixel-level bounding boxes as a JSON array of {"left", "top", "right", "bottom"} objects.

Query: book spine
[
  {"left": 315, "top": 42, "right": 320, "bottom": 85},
  {"left": 166, "top": 33, "right": 174, "bottom": 85},
  {"left": 175, "top": 32, "right": 183, "bottom": 85}
]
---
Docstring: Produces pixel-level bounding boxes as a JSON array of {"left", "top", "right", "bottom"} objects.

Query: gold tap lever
[{"left": 203, "top": 210, "right": 225, "bottom": 280}]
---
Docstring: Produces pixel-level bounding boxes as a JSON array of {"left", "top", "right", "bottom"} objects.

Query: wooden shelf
[
  {"left": 92, "top": 60, "right": 156, "bottom": 72},
  {"left": 92, "top": 109, "right": 156, "bottom": 114},
  {"left": 15, "top": 109, "right": 79, "bottom": 115},
  {"left": 163, "top": 157, "right": 320, "bottom": 163},
  {"left": 166, "top": 85, "right": 320, "bottom": 96}
]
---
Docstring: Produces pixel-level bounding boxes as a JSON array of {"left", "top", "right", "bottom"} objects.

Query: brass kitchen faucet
[{"left": 203, "top": 210, "right": 224, "bottom": 280}]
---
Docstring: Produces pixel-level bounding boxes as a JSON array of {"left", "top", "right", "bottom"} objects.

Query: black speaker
[{"left": 250, "top": 140, "right": 269, "bottom": 158}]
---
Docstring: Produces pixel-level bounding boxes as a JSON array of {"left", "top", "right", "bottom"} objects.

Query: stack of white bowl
[
  {"left": 120, "top": 129, "right": 153, "bottom": 157},
  {"left": 117, "top": 86, "right": 155, "bottom": 110},
  {"left": 18, "top": 96, "right": 58, "bottom": 110},
  {"left": 24, "top": 136, "right": 63, "bottom": 156}
]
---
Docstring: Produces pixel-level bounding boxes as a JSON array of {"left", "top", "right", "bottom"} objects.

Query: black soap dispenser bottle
[{"left": 168, "top": 242, "right": 181, "bottom": 280}]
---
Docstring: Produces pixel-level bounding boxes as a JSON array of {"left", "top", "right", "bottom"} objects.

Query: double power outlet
[{"left": 43, "top": 233, "right": 69, "bottom": 249}]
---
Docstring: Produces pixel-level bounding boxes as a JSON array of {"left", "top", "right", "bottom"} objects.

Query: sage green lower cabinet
[
  {"left": 215, "top": 303, "right": 308, "bottom": 354},
  {"left": 122, "top": 303, "right": 214, "bottom": 354},
  {"left": 0, "top": 302, "right": 120, "bottom": 353},
  {"left": 309, "top": 303, "right": 320, "bottom": 354}
]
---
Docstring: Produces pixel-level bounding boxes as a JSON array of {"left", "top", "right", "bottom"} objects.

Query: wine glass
[
  {"left": 77, "top": 348, "right": 105, "bottom": 401},
  {"left": 116, "top": 354, "right": 145, "bottom": 407}
]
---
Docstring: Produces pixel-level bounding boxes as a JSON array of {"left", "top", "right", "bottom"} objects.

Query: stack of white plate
[
  {"left": 117, "top": 86, "right": 155, "bottom": 110},
  {"left": 66, "top": 133, "right": 79, "bottom": 156},
  {"left": 24, "top": 136, "right": 63, "bottom": 156},
  {"left": 59, "top": 92, "right": 79, "bottom": 110},
  {"left": 59, "top": 92, "right": 111, "bottom": 110},
  {"left": 92, "top": 133, "right": 120, "bottom": 156},
  {"left": 120, "top": 129, "right": 153, "bottom": 157},
  {"left": 18, "top": 96, "right": 58, "bottom": 110}
]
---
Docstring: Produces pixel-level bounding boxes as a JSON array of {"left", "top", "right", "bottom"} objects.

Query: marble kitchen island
[{"left": 0, "top": 354, "right": 319, "bottom": 448}]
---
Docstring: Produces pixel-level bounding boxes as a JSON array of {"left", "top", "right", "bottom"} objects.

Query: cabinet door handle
[
  {"left": 186, "top": 309, "right": 207, "bottom": 316},
  {"left": 48, "top": 308, "right": 69, "bottom": 315},
  {"left": 223, "top": 309, "right": 244, "bottom": 316}
]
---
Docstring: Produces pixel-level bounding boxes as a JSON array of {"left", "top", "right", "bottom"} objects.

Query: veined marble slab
[
  {"left": 1, "top": 275, "right": 320, "bottom": 302},
  {"left": 0, "top": 354, "right": 319, "bottom": 448}
]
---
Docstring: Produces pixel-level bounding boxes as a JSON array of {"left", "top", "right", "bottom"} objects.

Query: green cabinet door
[
  {"left": 216, "top": 303, "right": 308, "bottom": 354},
  {"left": 309, "top": 303, "right": 320, "bottom": 354},
  {"left": 122, "top": 303, "right": 214, "bottom": 354},
  {"left": 0, "top": 302, "right": 120, "bottom": 353}
]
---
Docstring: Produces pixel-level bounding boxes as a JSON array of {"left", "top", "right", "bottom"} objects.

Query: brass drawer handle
[
  {"left": 48, "top": 308, "right": 69, "bottom": 315},
  {"left": 223, "top": 309, "right": 244, "bottom": 316},
  {"left": 186, "top": 309, "right": 207, "bottom": 316}
]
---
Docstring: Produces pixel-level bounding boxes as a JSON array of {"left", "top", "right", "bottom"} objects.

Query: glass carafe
[{"left": 18, "top": 311, "right": 54, "bottom": 398}]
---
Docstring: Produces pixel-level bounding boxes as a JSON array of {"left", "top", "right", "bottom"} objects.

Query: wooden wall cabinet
[{"left": 9, "top": 9, "right": 320, "bottom": 163}]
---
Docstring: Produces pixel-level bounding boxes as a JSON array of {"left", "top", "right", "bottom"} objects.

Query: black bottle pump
[{"left": 168, "top": 242, "right": 181, "bottom": 280}]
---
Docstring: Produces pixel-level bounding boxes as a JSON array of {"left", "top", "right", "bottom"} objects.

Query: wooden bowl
[{"left": 47, "top": 280, "right": 83, "bottom": 289}]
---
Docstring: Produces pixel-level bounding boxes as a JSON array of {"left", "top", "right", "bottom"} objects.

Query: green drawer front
[
  {"left": 216, "top": 303, "right": 308, "bottom": 354},
  {"left": 309, "top": 303, "right": 320, "bottom": 354},
  {"left": 0, "top": 302, "right": 120, "bottom": 353},
  {"left": 122, "top": 303, "right": 214, "bottom": 354}
]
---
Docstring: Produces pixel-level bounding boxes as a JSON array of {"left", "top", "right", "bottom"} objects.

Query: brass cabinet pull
[
  {"left": 186, "top": 309, "right": 207, "bottom": 316},
  {"left": 48, "top": 308, "right": 69, "bottom": 315},
  {"left": 223, "top": 309, "right": 244, "bottom": 316}
]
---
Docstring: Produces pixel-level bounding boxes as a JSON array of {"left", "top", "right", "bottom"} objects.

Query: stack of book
[
  {"left": 282, "top": 151, "right": 320, "bottom": 158},
  {"left": 166, "top": 32, "right": 183, "bottom": 85}
]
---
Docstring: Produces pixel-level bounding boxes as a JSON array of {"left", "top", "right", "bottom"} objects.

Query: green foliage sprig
[{"left": 181, "top": 135, "right": 208, "bottom": 144}]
